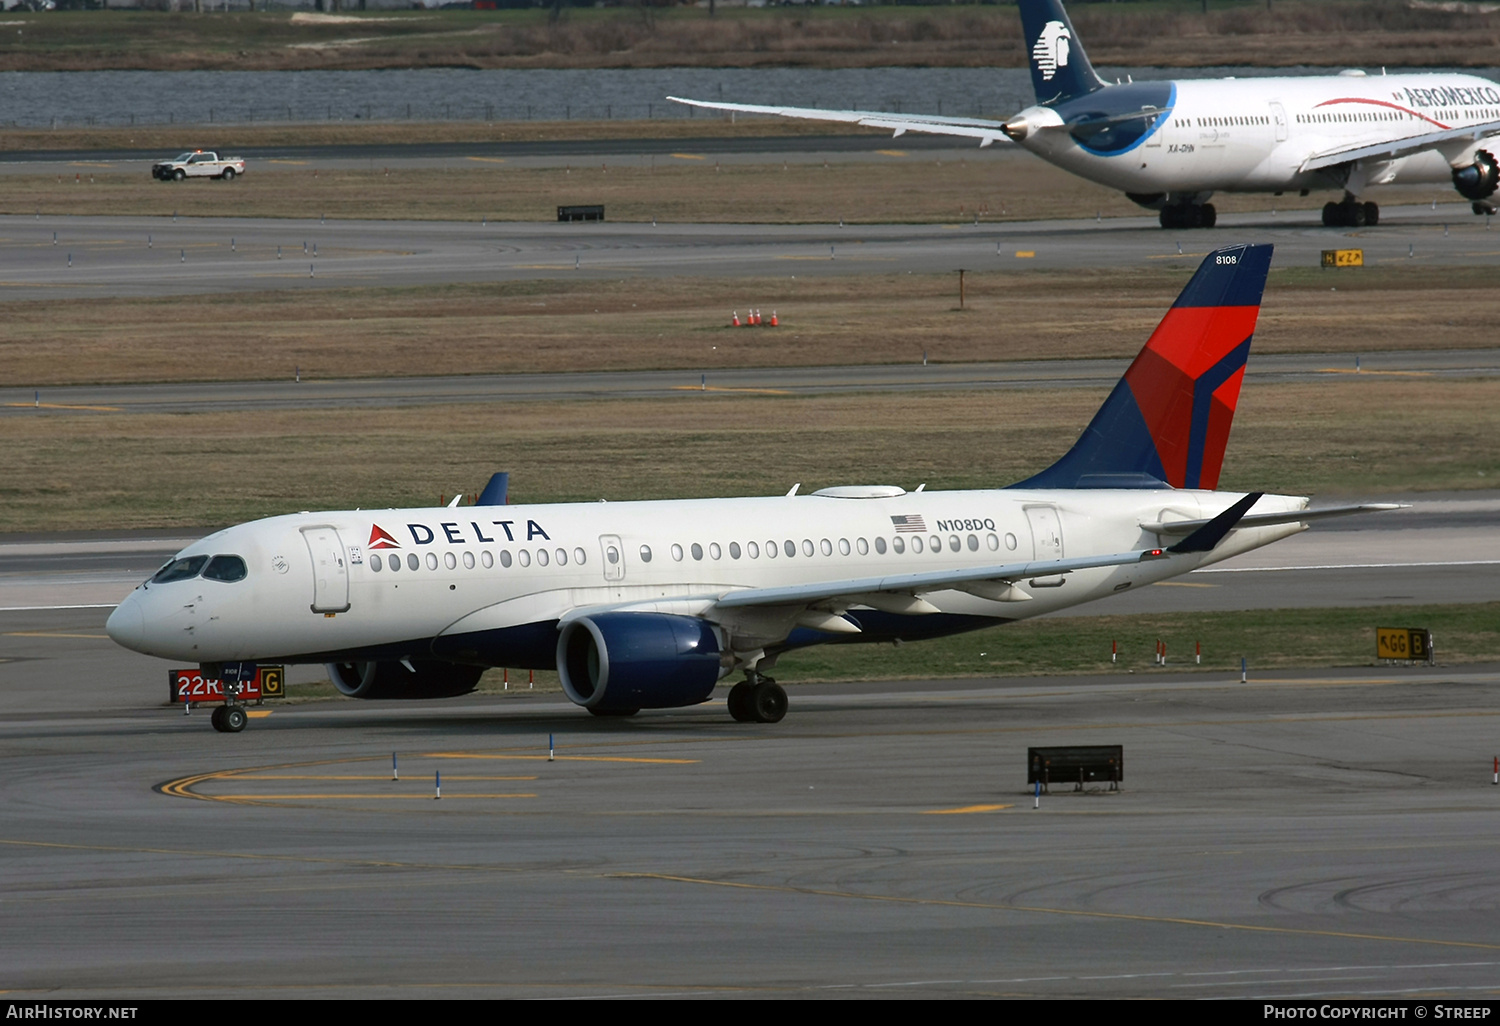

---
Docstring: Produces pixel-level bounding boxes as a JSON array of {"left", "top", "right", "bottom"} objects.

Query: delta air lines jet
[
  {"left": 108, "top": 244, "right": 1397, "bottom": 732},
  {"left": 671, "top": 0, "right": 1500, "bottom": 229}
]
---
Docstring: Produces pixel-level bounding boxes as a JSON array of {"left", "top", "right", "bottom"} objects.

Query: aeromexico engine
[
  {"left": 1452, "top": 149, "right": 1499, "bottom": 201},
  {"left": 325, "top": 659, "right": 483, "bottom": 699},
  {"left": 556, "top": 613, "right": 724, "bottom": 714}
]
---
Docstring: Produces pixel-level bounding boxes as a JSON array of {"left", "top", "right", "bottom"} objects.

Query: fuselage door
[
  {"left": 599, "top": 534, "right": 625, "bottom": 582},
  {"left": 1270, "top": 101, "right": 1288, "bottom": 142},
  {"left": 1024, "top": 505, "right": 1067, "bottom": 587},
  {"left": 301, "top": 525, "right": 351, "bottom": 613}
]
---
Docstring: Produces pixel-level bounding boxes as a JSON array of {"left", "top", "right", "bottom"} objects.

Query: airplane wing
[
  {"left": 1299, "top": 121, "right": 1500, "bottom": 172},
  {"left": 1139, "top": 503, "right": 1407, "bottom": 536},
  {"left": 712, "top": 546, "right": 1168, "bottom": 612},
  {"left": 667, "top": 96, "right": 1015, "bottom": 147}
]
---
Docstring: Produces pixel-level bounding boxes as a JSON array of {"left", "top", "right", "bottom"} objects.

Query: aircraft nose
[{"left": 105, "top": 594, "right": 145, "bottom": 651}]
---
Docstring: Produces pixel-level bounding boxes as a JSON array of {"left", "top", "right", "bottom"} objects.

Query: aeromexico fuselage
[
  {"left": 1020, "top": 72, "right": 1500, "bottom": 195},
  {"left": 107, "top": 487, "right": 1309, "bottom": 673}
]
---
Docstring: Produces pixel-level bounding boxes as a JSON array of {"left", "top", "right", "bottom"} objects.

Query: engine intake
[
  {"left": 556, "top": 613, "right": 722, "bottom": 713},
  {"left": 1453, "top": 149, "right": 1499, "bottom": 201},
  {"left": 325, "top": 659, "right": 482, "bottom": 699}
]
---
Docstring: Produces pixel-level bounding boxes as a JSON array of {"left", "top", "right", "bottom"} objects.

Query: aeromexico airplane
[
  {"left": 108, "top": 243, "right": 1398, "bottom": 732},
  {"left": 670, "top": 0, "right": 1500, "bottom": 229}
]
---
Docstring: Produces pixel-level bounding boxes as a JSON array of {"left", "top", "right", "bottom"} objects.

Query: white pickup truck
[{"left": 151, "top": 151, "right": 247, "bottom": 182}]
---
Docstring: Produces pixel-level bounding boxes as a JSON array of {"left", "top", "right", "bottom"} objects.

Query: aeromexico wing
[
  {"left": 670, "top": 0, "right": 1500, "bottom": 227},
  {"left": 107, "top": 243, "right": 1400, "bottom": 725}
]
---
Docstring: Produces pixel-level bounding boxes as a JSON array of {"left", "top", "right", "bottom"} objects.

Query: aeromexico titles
[
  {"left": 671, "top": 0, "right": 1500, "bottom": 229},
  {"left": 107, "top": 243, "right": 1401, "bottom": 731}
]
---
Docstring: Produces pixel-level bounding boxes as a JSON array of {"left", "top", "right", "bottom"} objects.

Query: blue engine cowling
[{"left": 556, "top": 613, "right": 722, "bottom": 713}]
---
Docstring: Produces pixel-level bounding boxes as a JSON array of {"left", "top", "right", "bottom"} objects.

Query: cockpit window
[
  {"left": 202, "top": 555, "right": 248, "bottom": 583},
  {"left": 150, "top": 555, "right": 209, "bottom": 583}
]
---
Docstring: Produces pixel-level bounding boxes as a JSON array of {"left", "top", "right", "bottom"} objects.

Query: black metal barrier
[
  {"left": 1028, "top": 745, "right": 1122, "bottom": 793},
  {"left": 557, "top": 204, "right": 605, "bottom": 222}
]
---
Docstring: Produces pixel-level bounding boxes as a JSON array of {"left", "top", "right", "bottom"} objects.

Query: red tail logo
[{"left": 368, "top": 525, "right": 400, "bottom": 549}]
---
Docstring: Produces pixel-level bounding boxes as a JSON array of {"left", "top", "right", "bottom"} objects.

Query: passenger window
[
  {"left": 426, "top": 553, "right": 439, "bottom": 571},
  {"left": 555, "top": 549, "right": 567, "bottom": 566},
  {"left": 150, "top": 555, "right": 209, "bottom": 584},
  {"left": 202, "top": 555, "right": 247, "bottom": 582},
  {"left": 606, "top": 546, "right": 619, "bottom": 565},
  {"left": 691, "top": 543, "right": 703, "bottom": 561},
  {"left": 875, "top": 537, "right": 887, "bottom": 554},
  {"left": 671, "top": 543, "right": 684, "bottom": 562},
  {"left": 801, "top": 539, "right": 814, "bottom": 557},
  {"left": 709, "top": 542, "right": 721, "bottom": 560},
  {"left": 967, "top": 534, "right": 979, "bottom": 552},
  {"left": 481, "top": 550, "right": 493, "bottom": 568},
  {"left": 463, "top": 551, "right": 475, "bottom": 569},
  {"left": 574, "top": 548, "right": 586, "bottom": 565},
  {"left": 987, "top": 534, "right": 999, "bottom": 551},
  {"left": 747, "top": 541, "right": 759, "bottom": 558},
  {"left": 784, "top": 540, "right": 797, "bottom": 558},
  {"left": 444, "top": 552, "right": 457, "bottom": 570},
  {"left": 640, "top": 545, "right": 653, "bottom": 563},
  {"left": 820, "top": 539, "right": 833, "bottom": 556},
  {"left": 857, "top": 537, "right": 869, "bottom": 555},
  {"left": 1005, "top": 533, "right": 1018, "bottom": 551},
  {"left": 499, "top": 550, "right": 511, "bottom": 568},
  {"left": 949, "top": 535, "right": 961, "bottom": 553},
  {"left": 388, "top": 554, "right": 400, "bottom": 572},
  {"left": 370, "top": 556, "right": 383, "bottom": 573},
  {"left": 518, "top": 550, "right": 532, "bottom": 567},
  {"left": 729, "top": 542, "right": 742, "bottom": 559},
  {"left": 838, "top": 538, "right": 850, "bottom": 556},
  {"left": 766, "top": 541, "right": 777, "bottom": 558},
  {"left": 536, "top": 549, "right": 549, "bottom": 567},
  {"left": 892, "top": 537, "right": 904, "bottom": 554},
  {"left": 930, "top": 535, "right": 942, "bottom": 553},
  {"left": 911, "top": 536, "right": 924, "bottom": 553},
  {"left": 407, "top": 553, "right": 420, "bottom": 571}
]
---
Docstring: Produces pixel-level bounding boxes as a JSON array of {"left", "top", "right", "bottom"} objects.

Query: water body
[{"left": 1, "top": 65, "right": 1496, "bottom": 130}]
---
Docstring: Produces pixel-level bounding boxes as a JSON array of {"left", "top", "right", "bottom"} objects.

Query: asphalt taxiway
[
  {"left": 2, "top": 603, "right": 1498, "bottom": 999},
  {"left": 2, "top": 201, "right": 1497, "bottom": 301}
]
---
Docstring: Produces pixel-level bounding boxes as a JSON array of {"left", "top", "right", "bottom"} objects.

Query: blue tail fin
[
  {"left": 1009, "top": 244, "right": 1274, "bottom": 491},
  {"left": 1018, "top": 0, "right": 1107, "bottom": 106}
]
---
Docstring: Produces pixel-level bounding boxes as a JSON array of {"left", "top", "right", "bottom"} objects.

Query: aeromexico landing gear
[
  {"left": 1159, "top": 202, "right": 1216, "bottom": 229},
  {"left": 1322, "top": 194, "right": 1379, "bottom": 228},
  {"left": 728, "top": 676, "right": 787, "bottom": 724}
]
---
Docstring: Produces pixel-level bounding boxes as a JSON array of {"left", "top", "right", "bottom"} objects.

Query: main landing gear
[
  {"left": 1322, "top": 194, "right": 1379, "bottom": 228},
  {"left": 1159, "top": 202, "right": 1216, "bottom": 229},
  {"left": 727, "top": 675, "right": 788, "bottom": 724},
  {"left": 210, "top": 703, "right": 247, "bottom": 733}
]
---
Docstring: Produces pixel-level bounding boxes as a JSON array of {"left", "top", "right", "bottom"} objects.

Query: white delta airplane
[
  {"left": 670, "top": 0, "right": 1500, "bottom": 229},
  {"left": 109, "top": 243, "right": 1399, "bottom": 732}
]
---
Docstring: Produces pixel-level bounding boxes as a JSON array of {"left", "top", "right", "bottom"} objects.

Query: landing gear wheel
[
  {"left": 1322, "top": 201, "right": 1341, "bottom": 227},
  {"left": 222, "top": 706, "right": 247, "bottom": 732},
  {"left": 1199, "top": 203, "right": 1216, "bottom": 228},
  {"left": 727, "top": 681, "right": 756, "bottom": 722},
  {"left": 210, "top": 705, "right": 226, "bottom": 731},
  {"left": 1363, "top": 201, "right": 1379, "bottom": 226},
  {"left": 748, "top": 680, "right": 787, "bottom": 724}
]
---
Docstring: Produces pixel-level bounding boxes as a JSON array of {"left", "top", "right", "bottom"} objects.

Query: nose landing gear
[{"left": 210, "top": 704, "right": 247, "bottom": 733}]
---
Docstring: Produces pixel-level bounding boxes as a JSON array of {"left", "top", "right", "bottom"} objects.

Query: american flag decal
[{"left": 890, "top": 515, "right": 927, "bottom": 533}]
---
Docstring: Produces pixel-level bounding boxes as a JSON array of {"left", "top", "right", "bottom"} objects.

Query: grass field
[
  {"left": 1, "top": 2, "right": 1496, "bottom": 72},
  {"left": 1, "top": 262, "right": 1494, "bottom": 387},
  {"left": 4, "top": 377, "right": 1496, "bottom": 533},
  {"left": 269, "top": 600, "right": 1500, "bottom": 700}
]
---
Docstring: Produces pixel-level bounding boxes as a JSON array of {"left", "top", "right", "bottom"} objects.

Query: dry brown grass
[
  {"left": 0, "top": 264, "right": 1493, "bottom": 388},
  {"left": 3, "top": 3, "right": 1497, "bottom": 72},
  {"left": 2, "top": 377, "right": 1496, "bottom": 533}
]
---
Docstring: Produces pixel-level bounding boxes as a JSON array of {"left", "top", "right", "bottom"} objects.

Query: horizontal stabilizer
[
  {"left": 1142, "top": 502, "right": 1408, "bottom": 536},
  {"left": 1167, "top": 492, "right": 1262, "bottom": 554}
]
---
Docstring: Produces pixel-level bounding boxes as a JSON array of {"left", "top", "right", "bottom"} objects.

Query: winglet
[{"left": 1168, "top": 492, "right": 1263, "bottom": 554}]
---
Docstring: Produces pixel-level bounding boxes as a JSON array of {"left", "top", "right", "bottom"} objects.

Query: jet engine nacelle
[
  {"left": 325, "top": 659, "right": 483, "bottom": 699},
  {"left": 1452, "top": 149, "right": 1499, "bottom": 200},
  {"left": 556, "top": 613, "right": 723, "bottom": 714}
]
